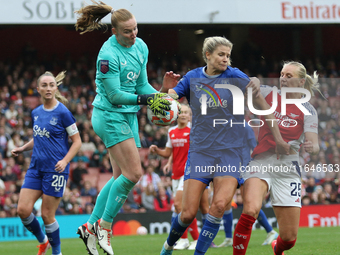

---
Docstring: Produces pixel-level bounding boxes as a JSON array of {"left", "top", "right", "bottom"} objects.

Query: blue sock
[
  {"left": 223, "top": 209, "right": 233, "bottom": 238},
  {"left": 45, "top": 221, "right": 61, "bottom": 255},
  {"left": 21, "top": 213, "right": 46, "bottom": 243},
  {"left": 201, "top": 213, "right": 207, "bottom": 226},
  {"left": 167, "top": 213, "right": 191, "bottom": 246},
  {"left": 195, "top": 214, "right": 222, "bottom": 255},
  {"left": 171, "top": 212, "right": 178, "bottom": 224},
  {"left": 258, "top": 209, "right": 273, "bottom": 233}
]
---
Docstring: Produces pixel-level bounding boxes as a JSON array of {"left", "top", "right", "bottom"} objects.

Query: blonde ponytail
[
  {"left": 37, "top": 71, "right": 68, "bottom": 105},
  {"left": 283, "top": 61, "right": 324, "bottom": 98}
]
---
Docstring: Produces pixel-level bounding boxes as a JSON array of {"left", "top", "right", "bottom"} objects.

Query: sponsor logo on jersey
[
  {"left": 50, "top": 117, "right": 58, "bottom": 125},
  {"left": 171, "top": 134, "right": 175, "bottom": 138},
  {"left": 127, "top": 70, "right": 140, "bottom": 82},
  {"left": 33, "top": 125, "right": 50, "bottom": 138},
  {"left": 289, "top": 113, "right": 299, "bottom": 118},
  {"left": 196, "top": 83, "right": 228, "bottom": 109},
  {"left": 34, "top": 116, "right": 39, "bottom": 121},
  {"left": 183, "top": 133, "right": 190, "bottom": 136},
  {"left": 121, "top": 60, "right": 127, "bottom": 66}
]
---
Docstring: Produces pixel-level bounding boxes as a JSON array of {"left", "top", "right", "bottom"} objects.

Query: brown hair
[
  {"left": 74, "top": 0, "right": 134, "bottom": 34},
  {"left": 37, "top": 71, "right": 68, "bottom": 105}
]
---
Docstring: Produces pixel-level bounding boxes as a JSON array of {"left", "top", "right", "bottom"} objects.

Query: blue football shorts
[
  {"left": 22, "top": 169, "right": 68, "bottom": 197},
  {"left": 184, "top": 148, "right": 242, "bottom": 185}
]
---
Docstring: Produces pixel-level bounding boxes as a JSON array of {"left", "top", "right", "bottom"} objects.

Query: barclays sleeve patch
[{"left": 100, "top": 60, "right": 109, "bottom": 74}]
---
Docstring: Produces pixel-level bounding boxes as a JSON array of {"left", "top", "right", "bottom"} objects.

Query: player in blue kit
[
  {"left": 11, "top": 71, "right": 82, "bottom": 255},
  {"left": 74, "top": 2, "right": 179, "bottom": 255},
  {"left": 218, "top": 123, "right": 278, "bottom": 248},
  {"left": 160, "top": 36, "right": 290, "bottom": 255}
]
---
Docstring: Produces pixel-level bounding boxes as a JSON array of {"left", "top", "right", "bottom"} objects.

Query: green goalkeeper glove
[{"left": 137, "top": 93, "right": 171, "bottom": 116}]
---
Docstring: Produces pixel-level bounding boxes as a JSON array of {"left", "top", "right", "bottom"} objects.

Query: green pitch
[{"left": 1, "top": 227, "right": 339, "bottom": 255}]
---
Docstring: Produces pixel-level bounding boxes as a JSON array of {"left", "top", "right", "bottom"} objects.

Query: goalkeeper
[{"left": 74, "top": 2, "right": 179, "bottom": 255}]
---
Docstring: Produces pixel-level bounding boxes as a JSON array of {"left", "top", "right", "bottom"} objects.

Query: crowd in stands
[{"left": 1, "top": 45, "right": 340, "bottom": 218}]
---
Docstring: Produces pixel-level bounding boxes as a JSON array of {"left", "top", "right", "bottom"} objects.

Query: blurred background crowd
[{"left": 1, "top": 43, "right": 340, "bottom": 218}]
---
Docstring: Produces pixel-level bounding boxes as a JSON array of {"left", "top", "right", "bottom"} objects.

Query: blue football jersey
[
  {"left": 174, "top": 66, "right": 250, "bottom": 152},
  {"left": 29, "top": 102, "right": 77, "bottom": 174}
]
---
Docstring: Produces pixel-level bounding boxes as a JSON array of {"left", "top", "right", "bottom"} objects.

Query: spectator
[
  {"left": 71, "top": 150, "right": 90, "bottom": 164},
  {"left": 2, "top": 166, "right": 18, "bottom": 182},
  {"left": 80, "top": 133, "right": 96, "bottom": 153},
  {"left": 154, "top": 186, "right": 173, "bottom": 212},
  {"left": 80, "top": 181, "right": 97, "bottom": 197},
  {"left": 0, "top": 127, "right": 9, "bottom": 156},
  {"left": 141, "top": 165, "right": 161, "bottom": 211},
  {"left": 90, "top": 143, "right": 107, "bottom": 167},
  {"left": 99, "top": 156, "right": 113, "bottom": 173},
  {"left": 70, "top": 161, "right": 88, "bottom": 190},
  {"left": 5, "top": 103, "right": 18, "bottom": 120},
  {"left": 6, "top": 132, "right": 24, "bottom": 158},
  {"left": 305, "top": 177, "right": 316, "bottom": 195},
  {"left": 83, "top": 202, "right": 94, "bottom": 214}
]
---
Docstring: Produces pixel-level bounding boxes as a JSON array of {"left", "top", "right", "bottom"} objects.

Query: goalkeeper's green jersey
[{"left": 92, "top": 35, "right": 149, "bottom": 112}]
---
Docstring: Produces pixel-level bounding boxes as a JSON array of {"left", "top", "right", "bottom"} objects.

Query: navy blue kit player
[
  {"left": 159, "top": 36, "right": 290, "bottom": 255},
  {"left": 11, "top": 71, "right": 82, "bottom": 255}
]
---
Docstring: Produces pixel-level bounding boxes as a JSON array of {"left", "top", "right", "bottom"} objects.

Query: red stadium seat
[{"left": 82, "top": 173, "right": 98, "bottom": 188}]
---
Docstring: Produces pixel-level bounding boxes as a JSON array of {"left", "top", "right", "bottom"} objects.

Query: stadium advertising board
[
  {"left": 1, "top": 0, "right": 340, "bottom": 24},
  {"left": 1, "top": 206, "right": 340, "bottom": 241},
  {"left": 299, "top": 204, "right": 340, "bottom": 227}
]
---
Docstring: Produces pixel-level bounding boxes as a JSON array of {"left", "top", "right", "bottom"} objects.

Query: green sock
[
  {"left": 88, "top": 177, "right": 115, "bottom": 226},
  {"left": 102, "top": 175, "right": 135, "bottom": 223}
]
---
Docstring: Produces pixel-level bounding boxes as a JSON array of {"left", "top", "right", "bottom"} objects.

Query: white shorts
[
  {"left": 172, "top": 176, "right": 184, "bottom": 197},
  {"left": 242, "top": 151, "right": 302, "bottom": 208}
]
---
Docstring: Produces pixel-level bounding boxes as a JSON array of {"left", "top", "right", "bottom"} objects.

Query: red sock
[
  {"left": 233, "top": 213, "right": 256, "bottom": 255},
  {"left": 275, "top": 235, "right": 296, "bottom": 255},
  {"left": 181, "top": 228, "right": 188, "bottom": 239},
  {"left": 188, "top": 218, "right": 199, "bottom": 240}
]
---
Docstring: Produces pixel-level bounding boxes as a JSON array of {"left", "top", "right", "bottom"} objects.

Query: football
[
  {"left": 136, "top": 226, "right": 148, "bottom": 235},
  {"left": 147, "top": 96, "right": 179, "bottom": 126}
]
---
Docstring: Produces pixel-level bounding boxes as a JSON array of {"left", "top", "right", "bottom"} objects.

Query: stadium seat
[
  {"left": 97, "top": 173, "right": 112, "bottom": 190},
  {"left": 87, "top": 167, "right": 99, "bottom": 175}
]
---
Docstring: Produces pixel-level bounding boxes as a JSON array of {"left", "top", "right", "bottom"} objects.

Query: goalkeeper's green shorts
[{"left": 91, "top": 107, "right": 141, "bottom": 148}]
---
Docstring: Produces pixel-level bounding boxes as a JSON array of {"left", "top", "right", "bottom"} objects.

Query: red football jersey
[
  {"left": 252, "top": 86, "right": 318, "bottom": 157},
  {"left": 166, "top": 125, "right": 190, "bottom": 180}
]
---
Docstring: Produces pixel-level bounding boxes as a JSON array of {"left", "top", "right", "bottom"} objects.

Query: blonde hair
[
  {"left": 37, "top": 71, "right": 68, "bottom": 105},
  {"left": 202, "top": 36, "right": 233, "bottom": 64},
  {"left": 283, "top": 61, "right": 321, "bottom": 97},
  {"left": 74, "top": 0, "right": 134, "bottom": 34}
]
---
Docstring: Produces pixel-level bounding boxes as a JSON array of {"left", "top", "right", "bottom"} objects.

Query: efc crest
[{"left": 100, "top": 60, "right": 109, "bottom": 74}]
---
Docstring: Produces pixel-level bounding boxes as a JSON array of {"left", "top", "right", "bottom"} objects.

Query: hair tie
[{"left": 111, "top": 8, "right": 115, "bottom": 14}]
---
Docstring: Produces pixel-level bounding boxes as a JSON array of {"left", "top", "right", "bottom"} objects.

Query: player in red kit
[
  {"left": 150, "top": 104, "right": 209, "bottom": 250},
  {"left": 233, "top": 61, "right": 320, "bottom": 255}
]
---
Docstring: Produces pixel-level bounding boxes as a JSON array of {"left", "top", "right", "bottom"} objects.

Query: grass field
[{"left": 1, "top": 227, "right": 340, "bottom": 255}]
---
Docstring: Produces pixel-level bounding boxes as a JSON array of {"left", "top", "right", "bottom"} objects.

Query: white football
[
  {"left": 147, "top": 96, "right": 179, "bottom": 126},
  {"left": 136, "top": 226, "right": 148, "bottom": 235}
]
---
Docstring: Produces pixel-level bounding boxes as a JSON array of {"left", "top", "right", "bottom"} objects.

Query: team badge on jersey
[
  {"left": 50, "top": 117, "right": 58, "bottom": 125},
  {"left": 100, "top": 60, "right": 109, "bottom": 74}
]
